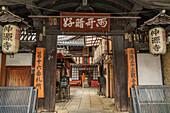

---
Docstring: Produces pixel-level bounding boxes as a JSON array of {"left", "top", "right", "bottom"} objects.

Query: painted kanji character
[
  {"left": 36, "top": 70, "right": 41, "bottom": 76},
  {"left": 3, "top": 33, "right": 13, "bottom": 41},
  {"left": 36, "top": 77, "right": 42, "bottom": 82},
  {"left": 130, "top": 50, "right": 134, "bottom": 54},
  {"left": 151, "top": 29, "right": 159, "bottom": 36},
  {"left": 131, "top": 68, "right": 136, "bottom": 78},
  {"left": 96, "top": 18, "right": 107, "bottom": 27},
  {"left": 37, "top": 59, "right": 42, "bottom": 65},
  {"left": 63, "top": 18, "right": 75, "bottom": 27},
  {"left": 36, "top": 83, "right": 42, "bottom": 89},
  {"left": 131, "top": 78, "right": 136, "bottom": 85},
  {"left": 76, "top": 18, "right": 85, "bottom": 28},
  {"left": 86, "top": 18, "right": 96, "bottom": 29},
  {"left": 153, "top": 44, "right": 161, "bottom": 52},
  {"left": 37, "top": 65, "right": 42, "bottom": 70},
  {"left": 37, "top": 51, "right": 42, "bottom": 58},
  {"left": 4, "top": 25, "right": 13, "bottom": 32},
  {"left": 152, "top": 36, "right": 160, "bottom": 44},
  {"left": 3, "top": 41, "right": 12, "bottom": 50},
  {"left": 129, "top": 55, "right": 134, "bottom": 60}
]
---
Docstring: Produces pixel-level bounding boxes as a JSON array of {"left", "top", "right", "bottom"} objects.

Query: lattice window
[
  {"left": 93, "top": 67, "right": 98, "bottom": 80},
  {"left": 71, "top": 67, "right": 79, "bottom": 80}
]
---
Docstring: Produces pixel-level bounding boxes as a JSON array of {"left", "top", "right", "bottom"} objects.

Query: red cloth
[{"left": 81, "top": 74, "right": 86, "bottom": 81}]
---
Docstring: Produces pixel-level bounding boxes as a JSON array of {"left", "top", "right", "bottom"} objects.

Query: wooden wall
[
  {"left": 163, "top": 44, "right": 170, "bottom": 85},
  {"left": 6, "top": 66, "right": 31, "bottom": 86},
  {"left": 0, "top": 53, "right": 32, "bottom": 87}
]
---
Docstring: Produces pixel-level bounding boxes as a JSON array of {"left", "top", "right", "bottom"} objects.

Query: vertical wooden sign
[
  {"left": 127, "top": 48, "right": 137, "bottom": 98},
  {"left": 34, "top": 48, "right": 45, "bottom": 98}
]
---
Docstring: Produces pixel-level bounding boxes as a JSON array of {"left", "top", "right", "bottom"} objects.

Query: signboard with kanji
[
  {"left": 149, "top": 27, "right": 166, "bottom": 54},
  {"left": 34, "top": 48, "right": 45, "bottom": 98},
  {"left": 2, "top": 24, "right": 20, "bottom": 54},
  {"left": 127, "top": 48, "right": 137, "bottom": 98},
  {"left": 60, "top": 13, "right": 110, "bottom": 32}
]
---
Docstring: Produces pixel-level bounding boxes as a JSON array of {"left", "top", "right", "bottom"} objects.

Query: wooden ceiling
[{"left": 0, "top": 0, "right": 170, "bottom": 28}]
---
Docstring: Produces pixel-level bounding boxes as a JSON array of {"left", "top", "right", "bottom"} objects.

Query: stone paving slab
[
  {"left": 55, "top": 87, "right": 129, "bottom": 113},
  {"left": 68, "top": 110, "right": 114, "bottom": 113}
]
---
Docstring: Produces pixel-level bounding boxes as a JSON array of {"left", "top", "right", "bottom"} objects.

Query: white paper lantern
[
  {"left": 149, "top": 27, "right": 166, "bottom": 54},
  {"left": 2, "top": 24, "right": 20, "bottom": 54}
]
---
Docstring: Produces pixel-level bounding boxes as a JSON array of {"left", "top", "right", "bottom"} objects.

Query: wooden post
[
  {"left": 107, "top": 63, "right": 110, "bottom": 97},
  {"left": 43, "top": 34, "right": 57, "bottom": 111},
  {"left": 112, "top": 36, "right": 128, "bottom": 111},
  {"left": 0, "top": 54, "right": 6, "bottom": 86}
]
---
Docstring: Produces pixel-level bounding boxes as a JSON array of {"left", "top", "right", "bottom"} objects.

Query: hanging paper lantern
[
  {"left": 149, "top": 27, "right": 166, "bottom": 54},
  {"left": 2, "top": 24, "right": 20, "bottom": 54}
]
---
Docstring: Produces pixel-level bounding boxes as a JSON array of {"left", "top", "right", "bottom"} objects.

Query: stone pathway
[{"left": 55, "top": 87, "right": 115, "bottom": 113}]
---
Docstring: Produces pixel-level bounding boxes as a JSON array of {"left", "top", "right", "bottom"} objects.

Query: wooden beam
[
  {"left": 46, "top": 30, "right": 125, "bottom": 35},
  {"left": 26, "top": 2, "right": 43, "bottom": 31},
  {"left": 33, "top": 18, "right": 43, "bottom": 31},
  {"left": 130, "top": 4, "right": 143, "bottom": 14},
  {"left": 0, "top": 0, "right": 34, "bottom": 5},
  {"left": 125, "top": 4, "right": 143, "bottom": 32},
  {"left": 130, "top": 0, "right": 170, "bottom": 9},
  {"left": 37, "top": 0, "right": 60, "bottom": 7},
  {"left": 46, "top": 3, "right": 79, "bottom": 14},
  {"left": 91, "top": 3, "right": 123, "bottom": 13},
  {"left": 26, "top": 2, "right": 42, "bottom": 15},
  {"left": 125, "top": 19, "right": 137, "bottom": 33},
  {"left": 105, "top": 0, "right": 132, "bottom": 11}
]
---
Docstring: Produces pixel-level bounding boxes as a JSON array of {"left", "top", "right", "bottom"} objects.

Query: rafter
[
  {"left": 26, "top": 2, "right": 41, "bottom": 15},
  {"left": 125, "top": 4, "right": 143, "bottom": 32},
  {"left": 37, "top": 0, "right": 60, "bottom": 7},
  {"left": 91, "top": 3, "right": 122, "bottom": 13},
  {"left": 26, "top": 2, "right": 42, "bottom": 30},
  {"left": 46, "top": 2, "right": 79, "bottom": 14},
  {"left": 105, "top": 0, "right": 132, "bottom": 11}
]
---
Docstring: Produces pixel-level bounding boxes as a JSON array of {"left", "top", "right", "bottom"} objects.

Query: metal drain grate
[
  {"left": 130, "top": 85, "right": 170, "bottom": 113},
  {"left": 0, "top": 87, "right": 38, "bottom": 113}
]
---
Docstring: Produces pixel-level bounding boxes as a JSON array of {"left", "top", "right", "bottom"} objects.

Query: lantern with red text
[
  {"left": 149, "top": 27, "right": 166, "bottom": 54},
  {"left": 2, "top": 24, "right": 20, "bottom": 54}
]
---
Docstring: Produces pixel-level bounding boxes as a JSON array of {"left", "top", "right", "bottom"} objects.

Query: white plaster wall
[
  {"left": 6, "top": 53, "right": 32, "bottom": 66},
  {"left": 137, "top": 54, "right": 163, "bottom": 85}
]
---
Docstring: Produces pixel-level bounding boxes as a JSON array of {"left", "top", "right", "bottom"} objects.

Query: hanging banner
[
  {"left": 34, "top": 48, "right": 45, "bottom": 98},
  {"left": 2, "top": 24, "right": 20, "bottom": 54},
  {"left": 65, "top": 60, "right": 70, "bottom": 69},
  {"left": 127, "top": 48, "right": 137, "bottom": 98},
  {"left": 149, "top": 27, "right": 166, "bottom": 54},
  {"left": 60, "top": 13, "right": 110, "bottom": 32},
  {"left": 77, "top": 57, "right": 79, "bottom": 64}
]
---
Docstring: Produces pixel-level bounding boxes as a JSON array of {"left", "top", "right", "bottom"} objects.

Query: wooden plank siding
[{"left": 6, "top": 66, "right": 31, "bottom": 87}]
